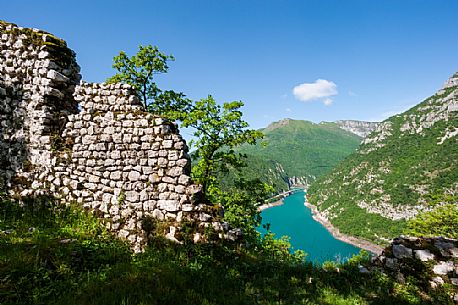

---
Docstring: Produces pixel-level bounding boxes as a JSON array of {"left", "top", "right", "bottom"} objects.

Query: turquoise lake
[{"left": 259, "top": 190, "right": 361, "bottom": 264}]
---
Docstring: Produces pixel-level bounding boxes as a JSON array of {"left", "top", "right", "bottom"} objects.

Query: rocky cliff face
[
  {"left": 309, "top": 72, "right": 458, "bottom": 244},
  {"left": 0, "top": 21, "right": 235, "bottom": 251},
  {"left": 335, "top": 120, "right": 379, "bottom": 138}
]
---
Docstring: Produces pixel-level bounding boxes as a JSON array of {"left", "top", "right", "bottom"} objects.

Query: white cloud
[
  {"left": 285, "top": 107, "right": 292, "bottom": 112},
  {"left": 323, "top": 98, "right": 333, "bottom": 106},
  {"left": 293, "top": 79, "right": 338, "bottom": 106}
]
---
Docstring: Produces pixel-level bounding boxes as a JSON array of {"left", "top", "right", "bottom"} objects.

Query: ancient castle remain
[
  {"left": 0, "top": 21, "right": 236, "bottom": 251},
  {"left": 373, "top": 236, "right": 458, "bottom": 300}
]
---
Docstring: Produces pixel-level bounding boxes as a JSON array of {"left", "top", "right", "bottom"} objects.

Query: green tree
[
  {"left": 405, "top": 203, "right": 458, "bottom": 239},
  {"left": 181, "top": 96, "right": 276, "bottom": 242},
  {"left": 107, "top": 48, "right": 270, "bottom": 241},
  {"left": 181, "top": 95, "right": 263, "bottom": 198},
  {"left": 215, "top": 178, "right": 274, "bottom": 242},
  {"left": 107, "top": 44, "right": 190, "bottom": 119}
]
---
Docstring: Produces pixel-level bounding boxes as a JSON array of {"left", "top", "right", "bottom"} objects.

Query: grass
[{"left": 0, "top": 194, "right": 454, "bottom": 305}]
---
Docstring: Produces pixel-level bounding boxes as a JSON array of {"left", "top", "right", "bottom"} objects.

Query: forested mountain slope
[
  {"left": 308, "top": 72, "right": 458, "bottom": 244},
  {"left": 219, "top": 119, "right": 362, "bottom": 193}
]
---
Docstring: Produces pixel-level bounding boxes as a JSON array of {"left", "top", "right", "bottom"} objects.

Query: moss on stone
[
  {"left": 10, "top": 175, "right": 32, "bottom": 188},
  {"left": 0, "top": 20, "right": 75, "bottom": 68}
]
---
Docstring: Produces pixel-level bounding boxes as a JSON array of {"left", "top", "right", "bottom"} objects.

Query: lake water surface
[{"left": 259, "top": 190, "right": 361, "bottom": 264}]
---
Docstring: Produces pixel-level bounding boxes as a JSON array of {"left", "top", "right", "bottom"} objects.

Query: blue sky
[{"left": 3, "top": 0, "right": 458, "bottom": 132}]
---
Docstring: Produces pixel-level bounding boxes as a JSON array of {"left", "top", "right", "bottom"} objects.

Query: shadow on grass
[{"left": 0, "top": 195, "right": 453, "bottom": 305}]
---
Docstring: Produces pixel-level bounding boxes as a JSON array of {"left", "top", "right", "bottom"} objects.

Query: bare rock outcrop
[{"left": 335, "top": 120, "right": 379, "bottom": 138}]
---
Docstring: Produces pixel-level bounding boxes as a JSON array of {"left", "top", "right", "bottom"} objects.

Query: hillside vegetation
[
  {"left": 308, "top": 73, "right": 458, "bottom": 245},
  {"left": 1, "top": 195, "right": 454, "bottom": 305},
  {"left": 219, "top": 119, "right": 362, "bottom": 193}
]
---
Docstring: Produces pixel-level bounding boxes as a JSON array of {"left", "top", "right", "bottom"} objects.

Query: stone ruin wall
[
  {"left": 373, "top": 236, "right": 458, "bottom": 301},
  {"left": 0, "top": 21, "right": 80, "bottom": 189},
  {"left": 56, "top": 83, "right": 231, "bottom": 251},
  {"left": 0, "top": 21, "right": 235, "bottom": 251}
]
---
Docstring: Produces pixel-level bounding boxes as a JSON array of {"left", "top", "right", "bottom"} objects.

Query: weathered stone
[
  {"left": 175, "top": 185, "right": 186, "bottom": 194},
  {"left": 47, "top": 69, "right": 69, "bottom": 83},
  {"left": 102, "top": 193, "right": 112, "bottom": 204},
  {"left": 226, "top": 228, "right": 243, "bottom": 241},
  {"left": 167, "top": 167, "right": 183, "bottom": 177},
  {"left": 143, "top": 200, "right": 156, "bottom": 211},
  {"left": 168, "top": 193, "right": 180, "bottom": 200},
  {"left": 434, "top": 239, "right": 457, "bottom": 257},
  {"left": 433, "top": 261, "right": 454, "bottom": 275},
  {"left": 199, "top": 213, "right": 212, "bottom": 222},
  {"left": 128, "top": 171, "right": 141, "bottom": 181},
  {"left": 110, "top": 171, "right": 122, "bottom": 180},
  {"left": 430, "top": 276, "right": 445, "bottom": 289},
  {"left": 165, "top": 226, "right": 182, "bottom": 244},
  {"left": 414, "top": 249, "right": 435, "bottom": 262},
  {"left": 385, "top": 258, "right": 398, "bottom": 270},
  {"left": 178, "top": 175, "right": 191, "bottom": 185},
  {"left": 152, "top": 209, "right": 164, "bottom": 220},
  {"left": 193, "top": 233, "right": 202, "bottom": 243},
  {"left": 118, "top": 229, "right": 129, "bottom": 239},
  {"left": 162, "top": 176, "right": 176, "bottom": 184},
  {"left": 126, "top": 191, "right": 140, "bottom": 202},
  {"left": 165, "top": 212, "right": 177, "bottom": 219},
  {"left": 158, "top": 157, "right": 168, "bottom": 167},
  {"left": 392, "top": 244, "right": 413, "bottom": 259},
  {"left": 94, "top": 143, "right": 106, "bottom": 151},
  {"left": 157, "top": 183, "right": 168, "bottom": 192},
  {"left": 449, "top": 247, "right": 458, "bottom": 258},
  {"left": 163, "top": 140, "right": 173, "bottom": 148},
  {"left": 159, "top": 192, "right": 170, "bottom": 200},
  {"left": 88, "top": 175, "right": 100, "bottom": 183},
  {"left": 158, "top": 200, "right": 180, "bottom": 212},
  {"left": 82, "top": 135, "right": 97, "bottom": 145},
  {"left": 181, "top": 204, "right": 194, "bottom": 212},
  {"left": 176, "top": 158, "right": 188, "bottom": 167},
  {"left": 84, "top": 182, "right": 97, "bottom": 190}
]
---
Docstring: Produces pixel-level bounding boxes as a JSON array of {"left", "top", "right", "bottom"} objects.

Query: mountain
[
  {"left": 308, "top": 72, "right": 458, "bottom": 245},
  {"left": 335, "top": 120, "right": 379, "bottom": 138},
  {"left": 219, "top": 119, "right": 363, "bottom": 193}
]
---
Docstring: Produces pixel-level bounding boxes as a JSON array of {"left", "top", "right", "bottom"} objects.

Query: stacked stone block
[
  {"left": 0, "top": 21, "right": 80, "bottom": 191},
  {"left": 0, "top": 21, "right": 235, "bottom": 251},
  {"left": 374, "top": 236, "right": 458, "bottom": 301},
  {"left": 53, "top": 82, "right": 219, "bottom": 250}
]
